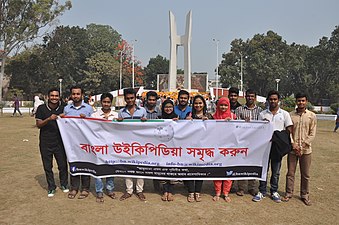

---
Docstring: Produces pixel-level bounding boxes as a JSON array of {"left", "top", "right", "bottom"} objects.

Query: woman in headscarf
[{"left": 212, "top": 97, "right": 236, "bottom": 202}]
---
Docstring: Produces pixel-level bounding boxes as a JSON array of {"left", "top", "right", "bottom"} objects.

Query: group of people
[{"left": 35, "top": 85, "right": 317, "bottom": 206}]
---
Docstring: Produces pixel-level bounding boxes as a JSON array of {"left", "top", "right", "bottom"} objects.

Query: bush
[{"left": 330, "top": 103, "right": 339, "bottom": 114}]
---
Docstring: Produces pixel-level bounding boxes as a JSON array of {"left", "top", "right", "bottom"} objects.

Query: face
[
  {"left": 164, "top": 103, "right": 174, "bottom": 114},
  {"left": 193, "top": 98, "right": 204, "bottom": 113},
  {"left": 296, "top": 97, "right": 307, "bottom": 110},
  {"left": 125, "top": 93, "right": 136, "bottom": 106},
  {"left": 219, "top": 104, "right": 228, "bottom": 112},
  {"left": 101, "top": 97, "right": 112, "bottom": 110},
  {"left": 147, "top": 96, "right": 157, "bottom": 108},
  {"left": 245, "top": 93, "right": 256, "bottom": 105},
  {"left": 179, "top": 94, "right": 189, "bottom": 107},
  {"left": 229, "top": 92, "right": 238, "bottom": 103},
  {"left": 268, "top": 94, "right": 279, "bottom": 109},
  {"left": 48, "top": 91, "right": 60, "bottom": 104},
  {"left": 71, "top": 88, "right": 82, "bottom": 103}
]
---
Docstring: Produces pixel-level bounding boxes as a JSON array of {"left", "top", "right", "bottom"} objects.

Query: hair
[
  {"left": 267, "top": 90, "right": 280, "bottom": 100},
  {"left": 228, "top": 87, "right": 239, "bottom": 96},
  {"left": 70, "top": 85, "right": 83, "bottom": 94},
  {"left": 295, "top": 93, "right": 308, "bottom": 100},
  {"left": 146, "top": 91, "right": 158, "bottom": 99},
  {"left": 100, "top": 92, "right": 113, "bottom": 102},
  {"left": 178, "top": 89, "right": 189, "bottom": 98},
  {"left": 48, "top": 88, "right": 60, "bottom": 96},
  {"left": 192, "top": 95, "right": 207, "bottom": 118},
  {"left": 245, "top": 88, "right": 256, "bottom": 96},
  {"left": 123, "top": 88, "right": 136, "bottom": 97}
]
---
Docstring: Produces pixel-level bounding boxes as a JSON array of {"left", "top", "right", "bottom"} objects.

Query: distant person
[
  {"left": 228, "top": 87, "right": 241, "bottom": 113},
  {"left": 174, "top": 90, "right": 192, "bottom": 119},
  {"left": 12, "top": 94, "right": 22, "bottom": 117},
  {"left": 35, "top": 88, "right": 68, "bottom": 197},
  {"left": 253, "top": 90, "right": 293, "bottom": 203},
  {"left": 91, "top": 93, "right": 118, "bottom": 203},
  {"left": 63, "top": 85, "right": 93, "bottom": 200},
  {"left": 32, "top": 95, "right": 44, "bottom": 116},
  {"left": 118, "top": 88, "right": 147, "bottom": 201},
  {"left": 334, "top": 107, "right": 339, "bottom": 132},
  {"left": 234, "top": 89, "right": 263, "bottom": 197},
  {"left": 282, "top": 93, "right": 317, "bottom": 206}
]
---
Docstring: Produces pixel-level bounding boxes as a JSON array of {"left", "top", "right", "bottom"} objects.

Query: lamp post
[
  {"left": 131, "top": 39, "right": 137, "bottom": 88},
  {"left": 275, "top": 78, "right": 281, "bottom": 91},
  {"left": 213, "top": 38, "right": 219, "bottom": 100},
  {"left": 240, "top": 52, "right": 243, "bottom": 94},
  {"left": 119, "top": 44, "right": 124, "bottom": 90},
  {"left": 58, "top": 78, "right": 63, "bottom": 98}
]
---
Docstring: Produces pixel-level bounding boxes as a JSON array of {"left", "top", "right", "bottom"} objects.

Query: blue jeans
[
  {"left": 259, "top": 159, "right": 282, "bottom": 195},
  {"left": 95, "top": 177, "right": 114, "bottom": 193}
]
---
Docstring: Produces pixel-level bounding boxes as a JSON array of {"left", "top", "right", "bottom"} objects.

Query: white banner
[{"left": 57, "top": 118, "right": 273, "bottom": 180}]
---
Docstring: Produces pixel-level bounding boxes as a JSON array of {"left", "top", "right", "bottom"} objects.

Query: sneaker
[
  {"left": 60, "top": 186, "right": 69, "bottom": 193},
  {"left": 271, "top": 192, "right": 281, "bottom": 203},
  {"left": 47, "top": 189, "right": 56, "bottom": 197},
  {"left": 252, "top": 192, "right": 265, "bottom": 202}
]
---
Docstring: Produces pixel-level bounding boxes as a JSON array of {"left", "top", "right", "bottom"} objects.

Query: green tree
[
  {"left": 0, "top": 0, "right": 72, "bottom": 100},
  {"left": 144, "top": 55, "right": 169, "bottom": 89}
]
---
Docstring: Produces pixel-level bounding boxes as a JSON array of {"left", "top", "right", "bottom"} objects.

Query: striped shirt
[
  {"left": 145, "top": 106, "right": 161, "bottom": 119},
  {"left": 235, "top": 104, "right": 263, "bottom": 121}
]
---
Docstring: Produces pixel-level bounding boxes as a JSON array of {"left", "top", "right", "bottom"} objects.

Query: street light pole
[
  {"left": 119, "top": 44, "right": 124, "bottom": 90},
  {"left": 213, "top": 39, "right": 219, "bottom": 100},
  {"left": 240, "top": 52, "right": 243, "bottom": 94},
  {"left": 58, "top": 78, "right": 63, "bottom": 98},
  {"left": 275, "top": 78, "right": 281, "bottom": 91},
  {"left": 131, "top": 39, "right": 137, "bottom": 89}
]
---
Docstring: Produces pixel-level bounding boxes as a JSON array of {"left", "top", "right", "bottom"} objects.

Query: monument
[{"left": 168, "top": 11, "right": 192, "bottom": 91}]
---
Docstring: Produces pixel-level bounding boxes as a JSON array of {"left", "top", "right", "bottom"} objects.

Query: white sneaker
[
  {"left": 271, "top": 192, "right": 281, "bottom": 203},
  {"left": 252, "top": 192, "right": 265, "bottom": 202}
]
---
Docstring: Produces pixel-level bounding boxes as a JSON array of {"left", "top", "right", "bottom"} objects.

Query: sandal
[
  {"left": 212, "top": 195, "right": 220, "bottom": 201},
  {"left": 161, "top": 192, "right": 169, "bottom": 201},
  {"left": 281, "top": 196, "right": 291, "bottom": 202},
  {"left": 120, "top": 192, "right": 132, "bottom": 201},
  {"left": 136, "top": 192, "right": 146, "bottom": 201},
  {"left": 68, "top": 190, "right": 78, "bottom": 199},
  {"left": 187, "top": 193, "right": 195, "bottom": 203},
  {"left": 224, "top": 195, "right": 231, "bottom": 203},
  {"left": 195, "top": 193, "right": 202, "bottom": 202},
  {"left": 78, "top": 190, "right": 89, "bottom": 199},
  {"left": 107, "top": 192, "right": 116, "bottom": 199},
  {"left": 167, "top": 193, "right": 174, "bottom": 201},
  {"left": 96, "top": 192, "right": 104, "bottom": 203},
  {"left": 301, "top": 198, "right": 312, "bottom": 206}
]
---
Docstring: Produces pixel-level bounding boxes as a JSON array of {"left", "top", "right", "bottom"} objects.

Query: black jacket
[{"left": 270, "top": 130, "right": 292, "bottom": 161}]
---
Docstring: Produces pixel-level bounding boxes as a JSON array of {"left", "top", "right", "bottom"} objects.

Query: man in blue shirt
[
  {"left": 118, "top": 88, "right": 147, "bottom": 201},
  {"left": 63, "top": 85, "right": 93, "bottom": 200},
  {"left": 174, "top": 90, "right": 192, "bottom": 119}
]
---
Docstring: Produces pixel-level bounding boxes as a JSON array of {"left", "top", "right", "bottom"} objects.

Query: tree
[
  {"left": 0, "top": 0, "right": 72, "bottom": 100},
  {"left": 144, "top": 55, "right": 169, "bottom": 89}
]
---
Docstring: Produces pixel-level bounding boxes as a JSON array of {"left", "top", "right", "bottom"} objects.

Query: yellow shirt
[{"left": 289, "top": 109, "right": 317, "bottom": 155}]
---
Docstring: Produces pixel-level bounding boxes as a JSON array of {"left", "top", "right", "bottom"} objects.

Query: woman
[
  {"left": 185, "top": 95, "right": 212, "bottom": 203},
  {"left": 159, "top": 99, "right": 178, "bottom": 201},
  {"left": 212, "top": 97, "right": 236, "bottom": 202}
]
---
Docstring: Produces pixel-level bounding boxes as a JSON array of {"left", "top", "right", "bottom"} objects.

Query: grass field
[{"left": 0, "top": 114, "right": 338, "bottom": 225}]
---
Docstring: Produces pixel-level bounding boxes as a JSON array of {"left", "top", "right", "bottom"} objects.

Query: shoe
[
  {"left": 47, "top": 189, "right": 56, "bottom": 198},
  {"left": 271, "top": 192, "right": 281, "bottom": 203},
  {"left": 252, "top": 192, "right": 265, "bottom": 202},
  {"left": 301, "top": 198, "right": 312, "bottom": 206},
  {"left": 120, "top": 192, "right": 132, "bottom": 201},
  {"left": 236, "top": 190, "right": 244, "bottom": 196},
  {"left": 60, "top": 186, "right": 69, "bottom": 193},
  {"left": 136, "top": 192, "right": 146, "bottom": 201}
]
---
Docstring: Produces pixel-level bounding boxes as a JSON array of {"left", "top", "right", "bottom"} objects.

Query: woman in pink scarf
[{"left": 212, "top": 97, "right": 236, "bottom": 202}]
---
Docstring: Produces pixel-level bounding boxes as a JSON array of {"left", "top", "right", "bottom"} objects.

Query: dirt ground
[{"left": 0, "top": 114, "right": 338, "bottom": 225}]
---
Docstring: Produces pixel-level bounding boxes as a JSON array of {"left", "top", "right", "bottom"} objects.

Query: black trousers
[
  {"left": 184, "top": 180, "right": 203, "bottom": 193},
  {"left": 70, "top": 175, "right": 90, "bottom": 191},
  {"left": 40, "top": 142, "right": 68, "bottom": 191}
]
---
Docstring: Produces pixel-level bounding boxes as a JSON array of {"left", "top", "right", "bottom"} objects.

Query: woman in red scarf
[{"left": 212, "top": 97, "right": 236, "bottom": 202}]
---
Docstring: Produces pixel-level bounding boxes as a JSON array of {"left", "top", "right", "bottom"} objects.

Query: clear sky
[{"left": 59, "top": 0, "right": 339, "bottom": 79}]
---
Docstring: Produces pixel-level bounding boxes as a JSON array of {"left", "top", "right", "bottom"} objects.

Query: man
[
  {"left": 63, "top": 85, "right": 93, "bottom": 199},
  {"left": 145, "top": 91, "right": 162, "bottom": 119},
  {"left": 228, "top": 87, "right": 242, "bottom": 113},
  {"left": 12, "top": 93, "right": 23, "bottom": 117},
  {"left": 91, "top": 93, "right": 118, "bottom": 203},
  {"left": 253, "top": 90, "right": 293, "bottom": 203},
  {"left": 282, "top": 93, "right": 317, "bottom": 206},
  {"left": 174, "top": 90, "right": 192, "bottom": 119},
  {"left": 234, "top": 89, "right": 263, "bottom": 196},
  {"left": 35, "top": 88, "right": 68, "bottom": 197},
  {"left": 118, "top": 88, "right": 147, "bottom": 201},
  {"left": 334, "top": 107, "right": 339, "bottom": 132}
]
